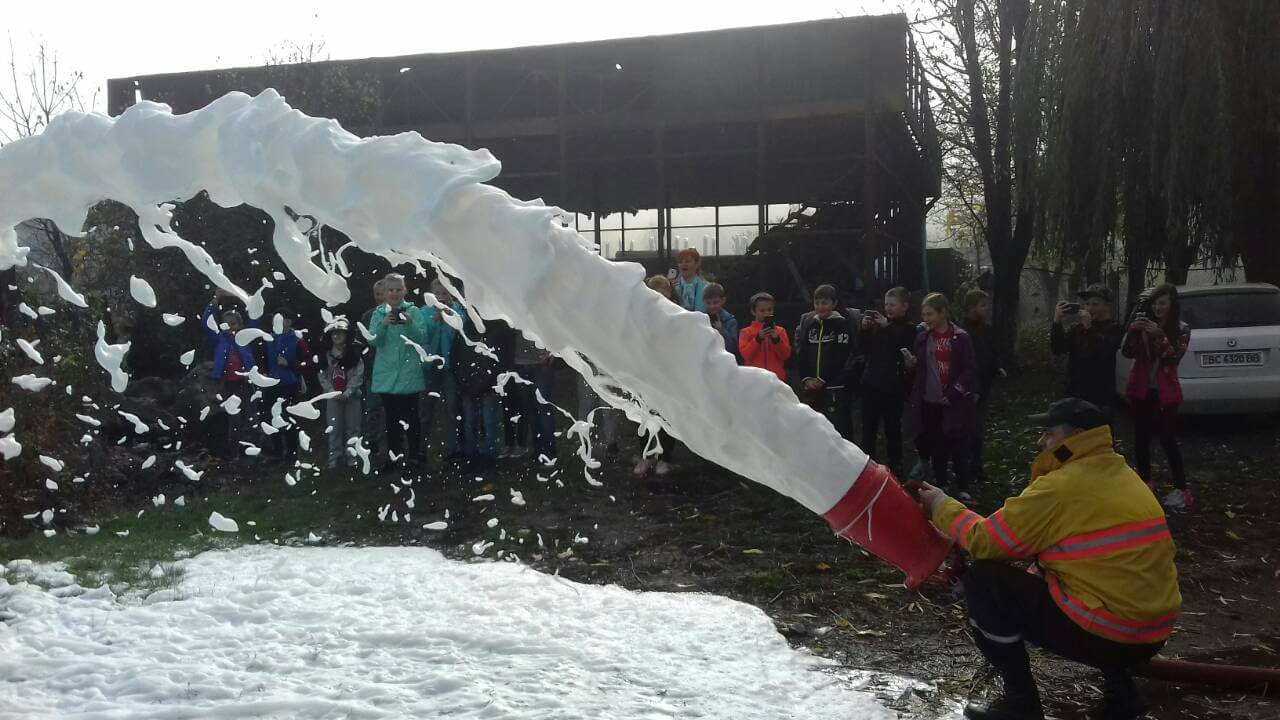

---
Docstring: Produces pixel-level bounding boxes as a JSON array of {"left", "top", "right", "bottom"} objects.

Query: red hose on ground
[{"left": 1137, "top": 658, "right": 1280, "bottom": 696}]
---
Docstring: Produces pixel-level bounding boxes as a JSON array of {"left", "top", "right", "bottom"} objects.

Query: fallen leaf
[
  {"left": 815, "top": 562, "right": 831, "bottom": 571},
  {"left": 742, "top": 548, "right": 764, "bottom": 555},
  {"left": 1226, "top": 530, "right": 1244, "bottom": 541}
]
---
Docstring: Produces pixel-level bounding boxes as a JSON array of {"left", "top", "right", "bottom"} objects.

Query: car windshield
[{"left": 1180, "top": 291, "right": 1280, "bottom": 329}]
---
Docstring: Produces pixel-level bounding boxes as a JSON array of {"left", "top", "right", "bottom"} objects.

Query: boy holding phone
[
  {"left": 859, "top": 286, "right": 917, "bottom": 477},
  {"left": 739, "top": 292, "right": 791, "bottom": 382}
]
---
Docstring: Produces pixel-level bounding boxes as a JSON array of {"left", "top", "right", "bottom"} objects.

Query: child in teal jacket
[{"left": 368, "top": 274, "right": 429, "bottom": 467}]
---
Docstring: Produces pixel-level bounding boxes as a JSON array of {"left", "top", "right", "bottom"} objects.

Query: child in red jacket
[{"left": 739, "top": 292, "right": 791, "bottom": 382}]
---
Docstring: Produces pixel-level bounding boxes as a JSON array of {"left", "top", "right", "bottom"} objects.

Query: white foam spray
[{"left": 0, "top": 90, "right": 868, "bottom": 515}]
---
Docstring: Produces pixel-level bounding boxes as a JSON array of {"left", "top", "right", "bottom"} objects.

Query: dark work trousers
[
  {"left": 920, "top": 402, "right": 972, "bottom": 491},
  {"left": 803, "top": 386, "right": 853, "bottom": 441},
  {"left": 861, "top": 390, "right": 905, "bottom": 475},
  {"left": 381, "top": 392, "right": 423, "bottom": 463},
  {"left": 970, "top": 390, "right": 991, "bottom": 481},
  {"left": 1130, "top": 389, "right": 1186, "bottom": 490},
  {"left": 963, "top": 560, "right": 1163, "bottom": 692}
]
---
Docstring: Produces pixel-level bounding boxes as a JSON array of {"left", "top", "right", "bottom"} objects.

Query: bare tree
[
  {"left": 0, "top": 41, "right": 95, "bottom": 290},
  {"left": 915, "top": 0, "right": 1064, "bottom": 359}
]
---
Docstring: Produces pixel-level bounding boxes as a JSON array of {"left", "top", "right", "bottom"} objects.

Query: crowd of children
[
  {"left": 197, "top": 249, "right": 1012, "bottom": 496},
  {"left": 639, "top": 248, "right": 1006, "bottom": 498},
  {"left": 200, "top": 269, "right": 630, "bottom": 476}
]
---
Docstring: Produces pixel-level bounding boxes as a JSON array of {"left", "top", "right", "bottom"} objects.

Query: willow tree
[{"left": 1042, "top": 0, "right": 1280, "bottom": 295}]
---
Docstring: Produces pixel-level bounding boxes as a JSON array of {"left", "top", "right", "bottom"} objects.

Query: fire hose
[{"left": 1137, "top": 658, "right": 1280, "bottom": 697}]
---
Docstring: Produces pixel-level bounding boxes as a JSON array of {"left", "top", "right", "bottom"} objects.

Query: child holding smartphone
[{"left": 859, "top": 286, "right": 917, "bottom": 477}]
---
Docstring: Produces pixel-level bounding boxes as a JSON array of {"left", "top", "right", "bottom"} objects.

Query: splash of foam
[{"left": 0, "top": 90, "right": 867, "bottom": 515}]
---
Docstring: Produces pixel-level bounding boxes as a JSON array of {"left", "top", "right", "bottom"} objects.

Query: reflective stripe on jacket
[{"left": 932, "top": 425, "right": 1181, "bottom": 643}]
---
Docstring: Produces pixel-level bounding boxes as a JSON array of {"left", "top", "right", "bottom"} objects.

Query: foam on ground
[{"left": 0, "top": 545, "right": 895, "bottom": 719}]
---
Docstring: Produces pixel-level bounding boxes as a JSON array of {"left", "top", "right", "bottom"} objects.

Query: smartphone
[{"left": 764, "top": 317, "right": 776, "bottom": 329}]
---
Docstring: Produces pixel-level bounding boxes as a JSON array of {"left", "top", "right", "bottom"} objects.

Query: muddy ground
[
  {"left": 8, "top": 366, "right": 1280, "bottom": 719},
  {"left": 362, "top": 368, "right": 1280, "bottom": 720}
]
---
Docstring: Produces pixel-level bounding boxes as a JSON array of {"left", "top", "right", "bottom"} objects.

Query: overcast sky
[{"left": 6, "top": 0, "right": 913, "bottom": 109}]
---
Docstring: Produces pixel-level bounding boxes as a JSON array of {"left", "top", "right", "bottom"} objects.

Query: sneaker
[
  {"left": 632, "top": 458, "right": 653, "bottom": 477},
  {"left": 956, "top": 490, "right": 973, "bottom": 502},
  {"left": 1162, "top": 488, "right": 1194, "bottom": 511},
  {"left": 654, "top": 460, "right": 672, "bottom": 477}
]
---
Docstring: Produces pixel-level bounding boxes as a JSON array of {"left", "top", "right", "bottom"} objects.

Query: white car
[{"left": 1115, "top": 283, "right": 1280, "bottom": 415}]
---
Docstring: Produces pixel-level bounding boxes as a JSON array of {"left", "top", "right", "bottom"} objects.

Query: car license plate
[{"left": 1200, "top": 351, "right": 1264, "bottom": 367}]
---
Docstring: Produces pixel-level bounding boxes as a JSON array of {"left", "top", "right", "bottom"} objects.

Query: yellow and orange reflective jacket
[{"left": 931, "top": 425, "right": 1181, "bottom": 644}]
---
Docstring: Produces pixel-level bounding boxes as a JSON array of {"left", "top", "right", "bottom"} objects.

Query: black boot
[
  {"left": 1091, "top": 670, "right": 1147, "bottom": 720},
  {"left": 965, "top": 628, "right": 1045, "bottom": 720},
  {"left": 964, "top": 684, "right": 1045, "bottom": 720}
]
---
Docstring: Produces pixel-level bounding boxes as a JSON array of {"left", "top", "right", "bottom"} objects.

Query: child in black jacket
[
  {"left": 859, "top": 286, "right": 918, "bottom": 476},
  {"left": 794, "top": 284, "right": 855, "bottom": 439}
]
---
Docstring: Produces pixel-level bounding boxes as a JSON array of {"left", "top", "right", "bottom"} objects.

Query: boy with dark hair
[
  {"left": 794, "top": 284, "right": 854, "bottom": 439},
  {"left": 703, "top": 282, "right": 739, "bottom": 362},
  {"left": 860, "top": 286, "right": 917, "bottom": 476},
  {"left": 962, "top": 289, "right": 1003, "bottom": 482},
  {"left": 739, "top": 292, "right": 791, "bottom": 382}
]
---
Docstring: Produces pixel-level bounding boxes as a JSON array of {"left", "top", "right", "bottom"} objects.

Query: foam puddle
[
  {"left": 0, "top": 89, "right": 869, "bottom": 516},
  {"left": 0, "top": 546, "right": 909, "bottom": 719}
]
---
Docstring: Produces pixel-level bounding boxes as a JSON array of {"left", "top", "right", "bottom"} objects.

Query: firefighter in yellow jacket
[{"left": 918, "top": 398, "right": 1180, "bottom": 720}]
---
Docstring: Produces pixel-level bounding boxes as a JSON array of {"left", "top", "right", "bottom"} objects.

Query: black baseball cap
[
  {"left": 1076, "top": 284, "right": 1112, "bottom": 303},
  {"left": 1028, "top": 398, "right": 1109, "bottom": 431}
]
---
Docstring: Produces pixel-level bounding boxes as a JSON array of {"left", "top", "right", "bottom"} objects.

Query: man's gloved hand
[{"left": 916, "top": 482, "right": 948, "bottom": 516}]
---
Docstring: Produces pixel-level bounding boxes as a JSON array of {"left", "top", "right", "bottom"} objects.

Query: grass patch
[{"left": 0, "top": 462, "right": 390, "bottom": 594}]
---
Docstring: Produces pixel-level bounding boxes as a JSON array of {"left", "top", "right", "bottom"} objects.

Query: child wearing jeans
[
  {"left": 265, "top": 307, "right": 311, "bottom": 460},
  {"left": 318, "top": 320, "right": 365, "bottom": 469},
  {"left": 201, "top": 302, "right": 257, "bottom": 455}
]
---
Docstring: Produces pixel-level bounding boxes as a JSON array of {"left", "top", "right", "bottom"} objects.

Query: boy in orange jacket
[{"left": 739, "top": 292, "right": 791, "bottom": 381}]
